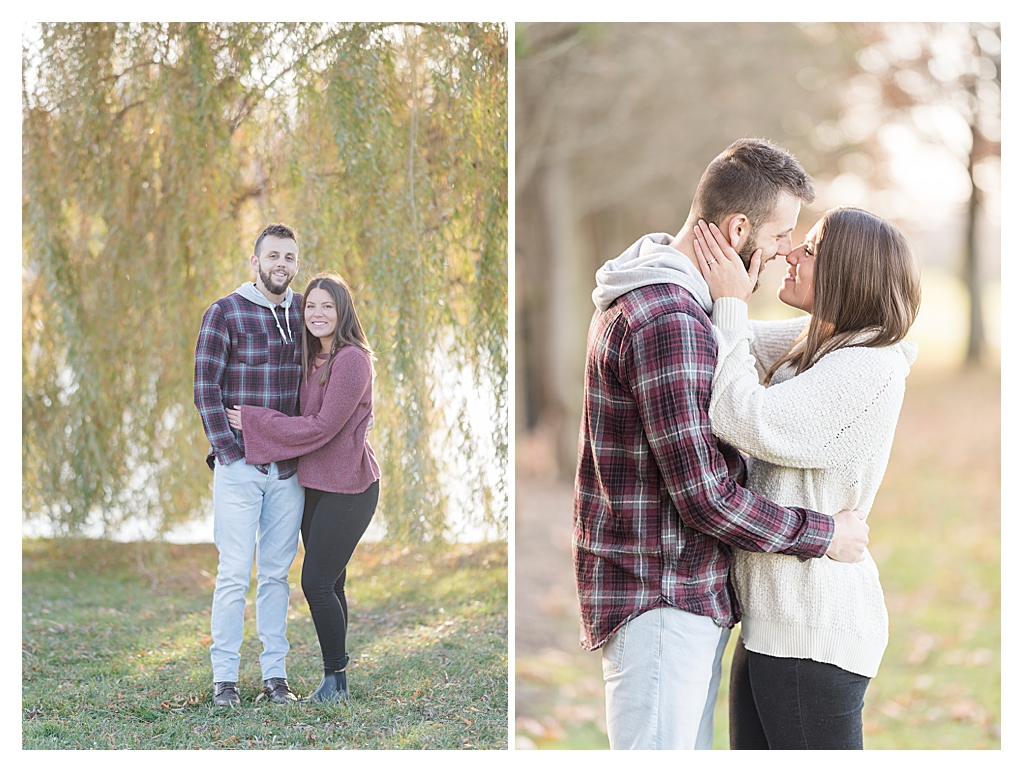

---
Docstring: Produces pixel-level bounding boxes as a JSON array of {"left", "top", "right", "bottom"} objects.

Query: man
[
  {"left": 194, "top": 223, "right": 306, "bottom": 707},
  {"left": 573, "top": 138, "right": 870, "bottom": 749}
]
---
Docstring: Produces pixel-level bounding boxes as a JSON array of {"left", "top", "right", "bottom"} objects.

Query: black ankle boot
[
  {"left": 336, "top": 669, "right": 350, "bottom": 701},
  {"left": 303, "top": 669, "right": 349, "bottom": 703}
]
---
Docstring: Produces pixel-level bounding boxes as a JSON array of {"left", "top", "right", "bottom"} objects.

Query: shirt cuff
[
  {"left": 213, "top": 443, "right": 245, "bottom": 467},
  {"left": 797, "top": 509, "right": 835, "bottom": 559}
]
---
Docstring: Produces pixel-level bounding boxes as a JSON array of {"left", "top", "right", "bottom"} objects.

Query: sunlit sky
[{"left": 874, "top": 128, "right": 1000, "bottom": 364}]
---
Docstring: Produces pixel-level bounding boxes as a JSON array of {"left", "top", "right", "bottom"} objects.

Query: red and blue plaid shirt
[
  {"left": 193, "top": 290, "right": 304, "bottom": 476},
  {"left": 573, "top": 283, "right": 834, "bottom": 650}
]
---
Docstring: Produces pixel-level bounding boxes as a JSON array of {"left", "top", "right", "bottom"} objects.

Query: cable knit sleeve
[
  {"left": 709, "top": 297, "right": 907, "bottom": 469},
  {"left": 748, "top": 315, "right": 810, "bottom": 379},
  {"left": 240, "top": 347, "right": 372, "bottom": 465}
]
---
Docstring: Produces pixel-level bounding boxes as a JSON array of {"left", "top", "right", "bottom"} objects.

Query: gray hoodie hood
[
  {"left": 592, "top": 232, "right": 713, "bottom": 314},
  {"left": 234, "top": 282, "right": 297, "bottom": 344}
]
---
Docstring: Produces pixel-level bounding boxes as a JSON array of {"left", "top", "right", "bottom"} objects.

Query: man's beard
[
  {"left": 259, "top": 265, "right": 293, "bottom": 295},
  {"left": 738, "top": 223, "right": 762, "bottom": 293}
]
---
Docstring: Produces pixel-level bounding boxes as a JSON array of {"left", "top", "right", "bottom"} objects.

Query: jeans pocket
[{"left": 601, "top": 620, "right": 630, "bottom": 678}]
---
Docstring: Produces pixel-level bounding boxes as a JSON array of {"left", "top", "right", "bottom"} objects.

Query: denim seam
[{"left": 614, "top": 617, "right": 629, "bottom": 673}]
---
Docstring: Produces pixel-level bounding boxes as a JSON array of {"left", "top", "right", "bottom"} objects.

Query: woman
[
  {"left": 227, "top": 272, "right": 379, "bottom": 703},
  {"left": 692, "top": 207, "right": 920, "bottom": 749}
]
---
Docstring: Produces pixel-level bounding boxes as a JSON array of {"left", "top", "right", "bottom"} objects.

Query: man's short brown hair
[
  {"left": 692, "top": 138, "right": 815, "bottom": 231},
  {"left": 254, "top": 223, "right": 298, "bottom": 257}
]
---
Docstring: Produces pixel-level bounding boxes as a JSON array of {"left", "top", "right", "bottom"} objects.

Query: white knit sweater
[{"left": 709, "top": 297, "right": 917, "bottom": 678}]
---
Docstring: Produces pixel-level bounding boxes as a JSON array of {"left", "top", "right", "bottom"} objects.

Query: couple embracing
[
  {"left": 193, "top": 224, "right": 379, "bottom": 707},
  {"left": 574, "top": 138, "right": 920, "bottom": 749}
]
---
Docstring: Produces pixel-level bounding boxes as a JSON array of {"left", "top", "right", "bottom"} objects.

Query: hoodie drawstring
[{"left": 270, "top": 305, "right": 291, "bottom": 344}]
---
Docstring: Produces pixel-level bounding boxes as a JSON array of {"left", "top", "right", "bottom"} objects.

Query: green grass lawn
[
  {"left": 23, "top": 538, "right": 508, "bottom": 749},
  {"left": 857, "top": 365, "right": 1000, "bottom": 750},
  {"left": 515, "top": 364, "right": 1000, "bottom": 750}
]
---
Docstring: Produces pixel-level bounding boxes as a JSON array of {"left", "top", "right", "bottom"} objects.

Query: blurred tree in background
[
  {"left": 853, "top": 22, "right": 1000, "bottom": 362},
  {"left": 515, "top": 22, "right": 999, "bottom": 475},
  {"left": 23, "top": 22, "right": 508, "bottom": 542}
]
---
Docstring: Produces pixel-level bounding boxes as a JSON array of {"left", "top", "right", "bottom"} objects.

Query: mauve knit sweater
[{"left": 240, "top": 345, "right": 380, "bottom": 494}]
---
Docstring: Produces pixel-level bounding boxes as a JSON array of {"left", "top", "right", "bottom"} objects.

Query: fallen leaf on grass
[
  {"left": 966, "top": 648, "right": 993, "bottom": 666},
  {"left": 949, "top": 699, "right": 987, "bottom": 724},
  {"left": 905, "top": 633, "right": 937, "bottom": 666},
  {"left": 880, "top": 700, "right": 905, "bottom": 718},
  {"left": 863, "top": 719, "right": 882, "bottom": 734},
  {"left": 553, "top": 702, "right": 602, "bottom": 725},
  {"left": 515, "top": 716, "right": 565, "bottom": 741}
]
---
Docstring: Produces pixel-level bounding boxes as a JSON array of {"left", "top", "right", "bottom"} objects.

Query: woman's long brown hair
[
  {"left": 767, "top": 207, "right": 921, "bottom": 382},
  {"left": 300, "top": 272, "right": 374, "bottom": 386}
]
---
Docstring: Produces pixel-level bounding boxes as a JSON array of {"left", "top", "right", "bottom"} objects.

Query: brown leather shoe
[
  {"left": 213, "top": 681, "right": 240, "bottom": 707},
  {"left": 257, "top": 677, "right": 298, "bottom": 704}
]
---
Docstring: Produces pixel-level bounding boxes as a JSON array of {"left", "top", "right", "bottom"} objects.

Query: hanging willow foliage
[{"left": 22, "top": 22, "right": 508, "bottom": 542}]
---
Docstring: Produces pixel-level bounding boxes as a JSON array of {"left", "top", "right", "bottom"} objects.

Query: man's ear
[
  {"left": 249, "top": 253, "right": 259, "bottom": 272},
  {"left": 722, "top": 213, "right": 748, "bottom": 251}
]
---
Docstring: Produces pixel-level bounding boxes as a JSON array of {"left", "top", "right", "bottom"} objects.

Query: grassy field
[
  {"left": 23, "top": 539, "right": 508, "bottom": 749},
  {"left": 515, "top": 363, "right": 1000, "bottom": 750}
]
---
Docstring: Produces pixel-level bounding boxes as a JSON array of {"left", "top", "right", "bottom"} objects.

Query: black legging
[
  {"left": 729, "top": 635, "right": 870, "bottom": 749},
  {"left": 300, "top": 480, "right": 379, "bottom": 671}
]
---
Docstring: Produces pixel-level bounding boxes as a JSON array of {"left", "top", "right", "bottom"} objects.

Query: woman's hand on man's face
[{"left": 693, "top": 220, "right": 761, "bottom": 303}]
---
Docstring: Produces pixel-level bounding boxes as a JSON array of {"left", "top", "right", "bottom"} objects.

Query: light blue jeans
[
  {"left": 602, "top": 606, "right": 731, "bottom": 749},
  {"left": 210, "top": 459, "right": 304, "bottom": 683}
]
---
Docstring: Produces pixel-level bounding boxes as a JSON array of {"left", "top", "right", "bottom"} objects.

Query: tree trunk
[
  {"left": 964, "top": 111, "right": 986, "bottom": 365},
  {"left": 541, "top": 148, "right": 587, "bottom": 475}
]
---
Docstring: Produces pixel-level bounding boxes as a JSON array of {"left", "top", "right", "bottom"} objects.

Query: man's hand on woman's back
[{"left": 825, "top": 509, "right": 869, "bottom": 563}]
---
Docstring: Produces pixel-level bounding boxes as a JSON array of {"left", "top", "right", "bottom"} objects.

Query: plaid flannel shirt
[
  {"left": 193, "top": 291, "right": 304, "bottom": 477},
  {"left": 573, "top": 283, "right": 834, "bottom": 650}
]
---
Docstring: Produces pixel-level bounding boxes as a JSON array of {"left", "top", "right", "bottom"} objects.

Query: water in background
[{"left": 24, "top": 351, "right": 506, "bottom": 544}]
